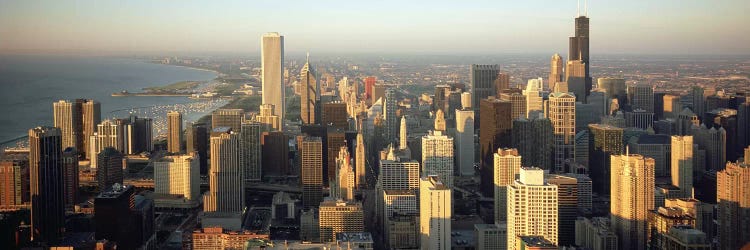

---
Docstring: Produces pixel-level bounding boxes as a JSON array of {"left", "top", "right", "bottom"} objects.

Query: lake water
[{"left": 0, "top": 55, "right": 221, "bottom": 146}]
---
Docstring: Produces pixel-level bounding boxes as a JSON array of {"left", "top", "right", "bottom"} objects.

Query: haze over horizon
[{"left": 1, "top": 0, "right": 749, "bottom": 56}]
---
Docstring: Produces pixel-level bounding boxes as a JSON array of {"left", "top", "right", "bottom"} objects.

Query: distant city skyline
[{"left": 1, "top": 0, "right": 748, "bottom": 55}]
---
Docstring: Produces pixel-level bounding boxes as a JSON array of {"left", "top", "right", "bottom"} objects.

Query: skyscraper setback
[
  {"left": 300, "top": 53, "right": 319, "bottom": 125},
  {"left": 261, "top": 32, "right": 285, "bottom": 127},
  {"left": 568, "top": 13, "right": 591, "bottom": 102}
]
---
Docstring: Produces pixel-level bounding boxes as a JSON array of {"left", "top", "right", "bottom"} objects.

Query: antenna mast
[
  {"left": 577, "top": 0, "right": 580, "bottom": 17},
  {"left": 585, "top": 0, "right": 588, "bottom": 16}
]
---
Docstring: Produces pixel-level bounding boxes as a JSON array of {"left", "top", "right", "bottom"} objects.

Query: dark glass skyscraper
[
  {"left": 29, "top": 126, "right": 65, "bottom": 244},
  {"left": 479, "top": 98, "right": 513, "bottom": 197},
  {"left": 568, "top": 15, "right": 591, "bottom": 103}
]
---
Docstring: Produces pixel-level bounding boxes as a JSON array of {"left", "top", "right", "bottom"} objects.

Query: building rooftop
[
  {"left": 336, "top": 232, "right": 373, "bottom": 243},
  {"left": 519, "top": 235, "right": 557, "bottom": 247},
  {"left": 635, "top": 134, "right": 671, "bottom": 145}
]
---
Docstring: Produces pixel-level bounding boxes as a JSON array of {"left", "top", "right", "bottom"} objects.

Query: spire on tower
[{"left": 577, "top": 0, "right": 580, "bottom": 17}]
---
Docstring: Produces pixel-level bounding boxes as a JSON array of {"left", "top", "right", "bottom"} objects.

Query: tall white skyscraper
[
  {"left": 419, "top": 176, "right": 452, "bottom": 250},
  {"left": 204, "top": 127, "right": 244, "bottom": 213},
  {"left": 494, "top": 148, "right": 521, "bottom": 224},
  {"left": 456, "top": 108, "right": 475, "bottom": 176},
  {"left": 154, "top": 154, "right": 200, "bottom": 201},
  {"left": 261, "top": 32, "right": 285, "bottom": 127},
  {"left": 671, "top": 136, "right": 693, "bottom": 197},
  {"left": 548, "top": 92, "right": 577, "bottom": 172},
  {"left": 422, "top": 130, "right": 454, "bottom": 189},
  {"left": 507, "top": 167, "right": 558, "bottom": 249},
  {"left": 399, "top": 116, "right": 408, "bottom": 150},
  {"left": 53, "top": 100, "right": 79, "bottom": 150},
  {"left": 355, "top": 133, "right": 366, "bottom": 189},
  {"left": 610, "top": 154, "right": 655, "bottom": 250}
]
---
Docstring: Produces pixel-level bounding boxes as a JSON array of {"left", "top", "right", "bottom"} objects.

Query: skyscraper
[
  {"left": 319, "top": 200, "right": 364, "bottom": 243},
  {"left": 629, "top": 84, "right": 655, "bottom": 113},
  {"left": 355, "top": 133, "right": 366, "bottom": 189},
  {"left": 82, "top": 99, "right": 101, "bottom": 159},
  {"left": 154, "top": 154, "right": 200, "bottom": 201},
  {"left": 399, "top": 116, "right": 408, "bottom": 150},
  {"left": 96, "top": 147, "right": 123, "bottom": 191},
  {"left": 94, "top": 119, "right": 123, "bottom": 156},
  {"left": 568, "top": 13, "right": 591, "bottom": 102},
  {"left": 692, "top": 125, "right": 726, "bottom": 171},
  {"left": 549, "top": 92, "right": 577, "bottom": 172},
  {"left": 716, "top": 161, "right": 750, "bottom": 250},
  {"left": 364, "top": 76, "right": 376, "bottom": 101},
  {"left": 0, "top": 152, "right": 29, "bottom": 208},
  {"left": 322, "top": 102, "right": 348, "bottom": 129},
  {"left": 671, "top": 136, "right": 694, "bottom": 198},
  {"left": 629, "top": 134, "right": 671, "bottom": 177},
  {"left": 456, "top": 107, "right": 475, "bottom": 176},
  {"left": 29, "top": 127, "right": 65, "bottom": 244},
  {"left": 167, "top": 111, "right": 182, "bottom": 153},
  {"left": 610, "top": 154, "right": 655, "bottom": 250},
  {"left": 546, "top": 173, "right": 580, "bottom": 247},
  {"left": 663, "top": 94, "right": 682, "bottom": 119},
  {"left": 300, "top": 136, "right": 323, "bottom": 208},
  {"left": 186, "top": 122, "right": 209, "bottom": 175},
  {"left": 479, "top": 98, "right": 513, "bottom": 196},
  {"left": 261, "top": 32, "right": 285, "bottom": 127},
  {"left": 211, "top": 109, "right": 243, "bottom": 131},
  {"left": 494, "top": 72, "right": 510, "bottom": 93},
  {"left": 378, "top": 147, "right": 420, "bottom": 191},
  {"left": 421, "top": 129, "right": 454, "bottom": 189},
  {"left": 204, "top": 127, "right": 244, "bottom": 213},
  {"left": 549, "top": 54, "right": 564, "bottom": 91},
  {"left": 62, "top": 147, "right": 78, "bottom": 211},
  {"left": 499, "top": 88, "right": 527, "bottom": 120},
  {"left": 419, "top": 176, "right": 451, "bottom": 250},
  {"left": 261, "top": 131, "right": 290, "bottom": 176},
  {"left": 53, "top": 100, "right": 81, "bottom": 151},
  {"left": 597, "top": 77, "right": 627, "bottom": 104},
  {"left": 385, "top": 88, "right": 399, "bottom": 144},
  {"left": 507, "top": 167, "right": 559, "bottom": 249},
  {"left": 512, "top": 113, "right": 554, "bottom": 171},
  {"left": 300, "top": 53, "right": 319, "bottom": 125},
  {"left": 690, "top": 86, "right": 705, "bottom": 121},
  {"left": 588, "top": 124, "right": 623, "bottom": 195},
  {"left": 738, "top": 100, "right": 750, "bottom": 151},
  {"left": 494, "top": 148, "right": 521, "bottom": 224},
  {"left": 240, "top": 122, "right": 262, "bottom": 182},
  {"left": 524, "top": 78, "right": 544, "bottom": 117},
  {"left": 471, "top": 64, "right": 500, "bottom": 111},
  {"left": 334, "top": 147, "right": 355, "bottom": 201}
]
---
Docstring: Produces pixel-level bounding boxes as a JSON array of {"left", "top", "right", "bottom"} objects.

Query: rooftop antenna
[
  {"left": 585, "top": 0, "right": 588, "bottom": 16},
  {"left": 577, "top": 0, "right": 580, "bottom": 17}
]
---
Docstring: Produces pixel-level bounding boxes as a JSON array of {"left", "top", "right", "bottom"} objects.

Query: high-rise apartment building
[
  {"left": 480, "top": 98, "right": 513, "bottom": 197},
  {"left": 167, "top": 111, "right": 182, "bottom": 153},
  {"left": 0, "top": 152, "right": 29, "bottom": 208},
  {"left": 211, "top": 109, "right": 243, "bottom": 131},
  {"left": 494, "top": 148, "right": 521, "bottom": 224},
  {"left": 716, "top": 161, "right": 750, "bottom": 250},
  {"left": 82, "top": 99, "right": 101, "bottom": 159},
  {"left": 574, "top": 217, "right": 618, "bottom": 250},
  {"left": 29, "top": 127, "right": 65, "bottom": 244},
  {"left": 475, "top": 224, "right": 507, "bottom": 250},
  {"left": 610, "top": 154, "right": 655, "bottom": 250},
  {"left": 94, "top": 119, "right": 123, "bottom": 156},
  {"left": 154, "top": 154, "right": 200, "bottom": 201},
  {"left": 422, "top": 130, "right": 454, "bottom": 189},
  {"left": 471, "top": 64, "right": 500, "bottom": 111},
  {"left": 378, "top": 147, "right": 420, "bottom": 191},
  {"left": 300, "top": 136, "right": 323, "bottom": 208},
  {"left": 419, "top": 176, "right": 452, "bottom": 250},
  {"left": 385, "top": 88, "right": 399, "bottom": 144},
  {"left": 319, "top": 200, "right": 364, "bottom": 243},
  {"left": 240, "top": 122, "right": 262, "bottom": 182},
  {"left": 204, "top": 127, "right": 244, "bottom": 213},
  {"left": 261, "top": 32, "right": 285, "bottom": 127},
  {"left": 629, "top": 134, "right": 671, "bottom": 177},
  {"left": 547, "top": 174, "right": 579, "bottom": 247},
  {"left": 548, "top": 92, "right": 577, "bottom": 172},
  {"left": 53, "top": 100, "right": 82, "bottom": 151},
  {"left": 300, "top": 54, "right": 319, "bottom": 125},
  {"left": 507, "top": 167, "right": 559, "bottom": 249}
]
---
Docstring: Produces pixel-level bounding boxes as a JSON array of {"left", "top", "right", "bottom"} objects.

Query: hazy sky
[{"left": 1, "top": 0, "right": 748, "bottom": 55}]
